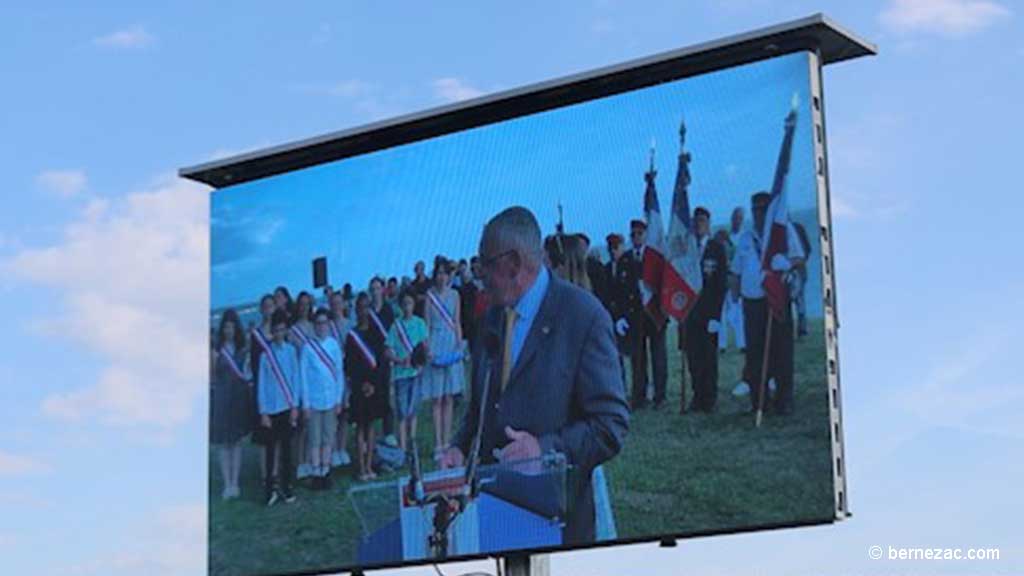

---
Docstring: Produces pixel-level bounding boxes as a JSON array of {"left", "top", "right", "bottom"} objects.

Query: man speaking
[{"left": 440, "top": 206, "right": 630, "bottom": 544}]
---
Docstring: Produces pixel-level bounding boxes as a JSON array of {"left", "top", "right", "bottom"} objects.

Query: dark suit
[
  {"left": 683, "top": 236, "right": 728, "bottom": 413},
  {"left": 453, "top": 273, "right": 629, "bottom": 544},
  {"left": 620, "top": 247, "right": 667, "bottom": 408}
]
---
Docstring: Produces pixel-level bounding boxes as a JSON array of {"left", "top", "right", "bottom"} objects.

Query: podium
[{"left": 347, "top": 454, "right": 572, "bottom": 565}]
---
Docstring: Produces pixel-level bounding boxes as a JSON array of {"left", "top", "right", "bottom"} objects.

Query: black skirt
[{"left": 211, "top": 379, "right": 252, "bottom": 444}]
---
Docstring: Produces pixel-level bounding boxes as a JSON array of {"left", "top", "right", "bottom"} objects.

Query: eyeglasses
[
  {"left": 478, "top": 249, "right": 516, "bottom": 271},
  {"left": 314, "top": 319, "right": 330, "bottom": 325}
]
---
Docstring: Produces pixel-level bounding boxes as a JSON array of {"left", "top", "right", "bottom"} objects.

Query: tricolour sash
[
  {"left": 427, "top": 290, "right": 458, "bottom": 334},
  {"left": 347, "top": 330, "right": 378, "bottom": 370},
  {"left": 369, "top": 308, "right": 388, "bottom": 340},
  {"left": 394, "top": 318, "right": 414, "bottom": 354},
  {"left": 219, "top": 346, "right": 246, "bottom": 381},
  {"left": 290, "top": 324, "right": 312, "bottom": 347},
  {"left": 252, "top": 328, "right": 295, "bottom": 408},
  {"left": 309, "top": 337, "right": 338, "bottom": 381}
]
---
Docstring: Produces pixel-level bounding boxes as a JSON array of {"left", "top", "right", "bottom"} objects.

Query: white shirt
[
  {"left": 730, "top": 223, "right": 806, "bottom": 299},
  {"left": 300, "top": 335, "right": 345, "bottom": 411}
]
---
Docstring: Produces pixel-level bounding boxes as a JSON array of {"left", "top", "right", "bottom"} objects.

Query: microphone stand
[{"left": 421, "top": 353, "right": 495, "bottom": 559}]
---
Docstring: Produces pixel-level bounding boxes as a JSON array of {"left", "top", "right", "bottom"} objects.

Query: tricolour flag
[
  {"left": 761, "top": 95, "right": 800, "bottom": 319},
  {"left": 640, "top": 145, "right": 668, "bottom": 328},
  {"left": 661, "top": 120, "right": 702, "bottom": 322}
]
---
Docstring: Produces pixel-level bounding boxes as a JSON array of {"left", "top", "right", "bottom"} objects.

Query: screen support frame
[
  {"left": 505, "top": 554, "right": 550, "bottom": 576},
  {"left": 807, "top": 48, "right": 850, "bottom": 519}
]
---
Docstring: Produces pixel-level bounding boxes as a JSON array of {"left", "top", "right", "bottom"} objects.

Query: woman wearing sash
[
  {"left": 289, "top": 291, "right": 315, "bottom": 479},
  {"left": 249, "top": 295, "right": 277, "bottom": 486},
  {"left": 385, "top": 291, "right": 429, "bottom": 455},
  {"left": 273, "top": 286, "right": 294, "bottom": 319},
  {"left": 211, "top": 309, "right": 251, "bottom": 500},
  {"left": 290, "top": 291, "right": 315, "bottom": 346},
  {"left": 344, "top": 292, "right": 389, "bottom": 481},
  {"left": 328, "top": 291, "right": 354, "bottom": 468},
  {"left": 423, "top": 261, "right": 464, "bottom": 460}
]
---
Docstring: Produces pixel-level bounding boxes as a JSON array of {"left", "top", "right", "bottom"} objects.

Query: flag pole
[{"left": 755, "top": 311, "right": 773, "bottom": 428}]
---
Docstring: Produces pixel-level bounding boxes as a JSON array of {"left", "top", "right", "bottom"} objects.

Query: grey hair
[{"left": 480, "top": 206, "right": 543, "bottom": 270}]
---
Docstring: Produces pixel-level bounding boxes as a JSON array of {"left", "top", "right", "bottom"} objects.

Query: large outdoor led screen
[{"left": 208, "top": 49, "right": 840, "bottom": 575}]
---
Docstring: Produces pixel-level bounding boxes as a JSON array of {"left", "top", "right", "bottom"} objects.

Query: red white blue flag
[
  {"left": 761, "top": 96, "right": 799, "bottom": 320},
  {"left": 661, "top": 122, "right": 702, "bottom": 323}
]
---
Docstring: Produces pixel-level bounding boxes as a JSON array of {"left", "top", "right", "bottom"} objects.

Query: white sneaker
[
  {"left": 331, "top": 451, "right": 343, "bottom": 467},
  {"left": 383, "top": 434, "right": 398, "bottom": 448},
  {"left": 732, "top": 381, "right": 751, "bottom": 397},
  {"left": 297, "top": 463, "right": 313, "bottom": 479},
  {"left": 221, "top": 486, "right": 232, "bottom": 501},
  {"left": 337, "top": 450, "right": 352, "bottom": 466},
  {"left": 768, "top": 378, "right": 777, "bottom": 393}
]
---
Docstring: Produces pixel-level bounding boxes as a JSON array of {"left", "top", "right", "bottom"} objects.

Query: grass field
[{"left": 208, "top": 321, "right": 833, "bottom": 576}]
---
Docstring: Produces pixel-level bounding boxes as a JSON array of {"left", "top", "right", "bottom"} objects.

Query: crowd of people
[
  {"left": 209, "top": 192, "right": 813, "bottom": 508},
  {"left": 210, "top": 254, "right": 502, "bottom": 505},
  {"left": 580, "top": 194, "right": 813, "bottom": 418}
]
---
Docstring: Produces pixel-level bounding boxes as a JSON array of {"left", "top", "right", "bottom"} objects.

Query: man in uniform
[
  {"left": 729, "top": 192, "right": 805, "bottom": 415},
  {"left": 683, "top": 207, "right": 728, "bottom": 413},
  {"left": 621, "top": 219, "right": 668, "bottom": 410},
  {"left": 603, "top": 233, "right": 630, "bottom": 386}
]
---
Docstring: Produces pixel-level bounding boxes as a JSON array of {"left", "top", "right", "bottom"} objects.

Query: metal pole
[{"left": 504, "top": 554, "right": 550, "bottom": 576}]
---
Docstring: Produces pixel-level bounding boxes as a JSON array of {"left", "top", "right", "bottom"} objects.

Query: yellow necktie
[{"left": 500, "top": 307, "right": 518, "bottom": 393}]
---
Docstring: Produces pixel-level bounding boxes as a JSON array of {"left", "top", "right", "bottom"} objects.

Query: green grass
[
  {"left": 208, "top": 323, "right": 833, "bottom": 575},
  {"left": 606, "top": 322, "right": 835, "bottom": 537}
]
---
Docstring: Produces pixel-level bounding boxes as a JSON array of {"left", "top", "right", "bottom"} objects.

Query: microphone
[{"left": 465, "top": 313, "right": 502, "bottom": 499}]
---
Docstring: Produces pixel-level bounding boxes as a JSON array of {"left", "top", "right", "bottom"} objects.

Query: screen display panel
[{"left": 208, "top": 50, "right": 836, "bottom": 576}]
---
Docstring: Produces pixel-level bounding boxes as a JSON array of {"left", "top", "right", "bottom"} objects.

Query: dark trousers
[
  {"left": 742, "top": 298, "right": 795, "bottom": 413},
  {"left": 264, "top": 411, "right": 295, "bottom": 495},
  {"left": 630, "top": 312, "right": 667, "bottom": 406},
  {"left": 685, "top": 313, "right": 719, "bottom": 412}
]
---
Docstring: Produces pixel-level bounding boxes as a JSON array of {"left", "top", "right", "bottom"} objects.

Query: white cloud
[
  {"left": 36, "top": 169, "right": 87, "bottom": 198},
  {"left": 826, "top": 112, "right": 912, "bottom": 221},
  {"left": 0, "top": 450, "right": 51, "bottom": 476},
  {"left": 93, "top": 25, "right": 156, "bottom": 49},
  {"left": 66, "top": 503, "right": 205, "bottom": 576},
  {"left": 880, "top": 0, "right": 1012, "bottom": 36},
  {"left": 6, "top": 175, "right": 209, "bottom": 429},
  {"left": 829, "top": 194, "right": 859, "bottom": 219},
  {"left": 433, "top": 77, "right": 486, "bottom": 103}
]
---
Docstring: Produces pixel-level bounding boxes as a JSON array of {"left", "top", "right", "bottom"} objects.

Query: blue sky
[
  {"left": 2, "top": 1, "right": 1023, "bottom": 575},
  {"left": 211, "top": 51, "right": 817, "bottom": 310}
]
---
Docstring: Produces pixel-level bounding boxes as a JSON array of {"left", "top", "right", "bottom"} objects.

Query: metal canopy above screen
[{"left": 179, "top": 13, "right": 874, "bottom": 189}]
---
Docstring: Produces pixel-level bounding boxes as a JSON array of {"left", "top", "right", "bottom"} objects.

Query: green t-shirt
[{"left": 387, "top": 315, "right": 428, "bottom": 380}]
